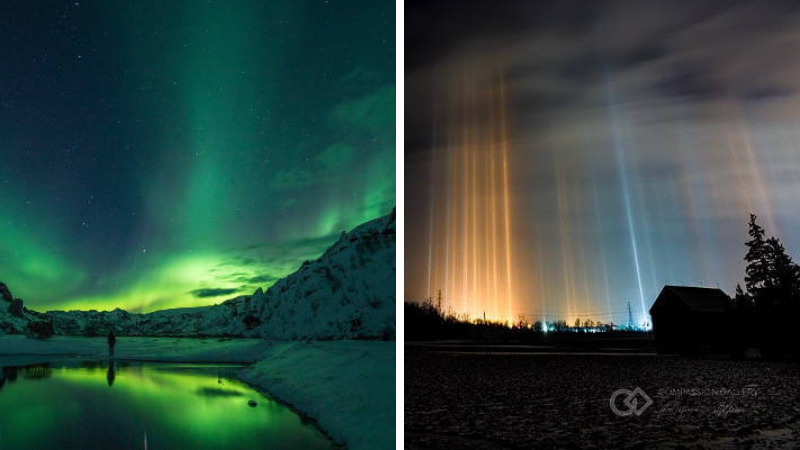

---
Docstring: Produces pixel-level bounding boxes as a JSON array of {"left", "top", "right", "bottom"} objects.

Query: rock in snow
[{"left": 0, "top": 209, "right": 396, "bottom": 340}]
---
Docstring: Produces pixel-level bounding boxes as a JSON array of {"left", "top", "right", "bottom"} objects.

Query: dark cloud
[
  {"left": 742, "top": 86, "right": 793, "bottom": 102},
  {"left": 189, "top": 288, "right": 242, "bottom": 299},
  {"left": 652, "top": 62, "right": 723, "bottom": 101},
  {"left": 408, "top": 0, "right": 800, "bottom": 127},
  {"left": 247, "top": 274, "right": 278, "bottom": 284},
  {"left": 620, "top": 43, "right": 669, "bottom": 68}
]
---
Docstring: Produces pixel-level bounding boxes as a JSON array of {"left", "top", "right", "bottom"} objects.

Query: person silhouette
[
  {"left": 108, "top": 330, "right": 117, "bottom": 358},
  {"left": 107, "top": 360, "right": 116, "bottom": 387}
]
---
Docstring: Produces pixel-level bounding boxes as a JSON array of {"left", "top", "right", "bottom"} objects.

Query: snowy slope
[{"left": 2, "top": 208, "right": 396, "bottom": 340}]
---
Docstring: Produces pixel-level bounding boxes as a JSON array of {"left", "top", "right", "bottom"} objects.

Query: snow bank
[{"left": 239, "top": 341, "right": 396, "bottom": 450}]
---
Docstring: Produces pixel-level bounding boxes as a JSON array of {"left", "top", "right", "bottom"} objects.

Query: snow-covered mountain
[
  {"left": 0, "top": 282, "right": 50, "bottom": 334},
  {"left": 1, "top": 208, "right": 396, "bottom": 340}
]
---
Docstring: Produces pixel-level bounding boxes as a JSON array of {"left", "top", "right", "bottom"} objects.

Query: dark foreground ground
[{"left": 406, "top": 342, "right": 800, "bottom": 449}]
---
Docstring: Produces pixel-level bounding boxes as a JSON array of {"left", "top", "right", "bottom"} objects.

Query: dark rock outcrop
[
  {"left": 9, "top": 299, "right": 24, "bottom": 318},
  {"left": 0, "top": 283, "right": 12, "bottom": 303}
]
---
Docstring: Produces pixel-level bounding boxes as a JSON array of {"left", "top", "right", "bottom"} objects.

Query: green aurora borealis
[{"left": 0, "top": 1, "right": 395, "bottom": 312}]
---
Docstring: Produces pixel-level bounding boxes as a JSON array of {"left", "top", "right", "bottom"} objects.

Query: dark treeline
[{"left": 405, "top": 300, "right": 646, "bottom": 342}]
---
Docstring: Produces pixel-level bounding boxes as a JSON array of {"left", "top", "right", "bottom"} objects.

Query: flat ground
[
  {"left": 0, "top": 336, "right": 395, "bottom": 450},
  {"left": 405, "top": 343, "right": 800, "bottom": 449}
]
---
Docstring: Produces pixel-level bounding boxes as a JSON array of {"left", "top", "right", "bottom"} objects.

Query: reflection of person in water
[
  {"left": 1, "top": 366, "right": 20, "bottom": 392},
  {"left": 108, "top": 330, "right": 117, "bottom": 358},
  {"left": 107, "top": 361, "right": 116, "bottom": 387}
]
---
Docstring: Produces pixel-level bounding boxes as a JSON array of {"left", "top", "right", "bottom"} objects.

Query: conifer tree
[
  {"left": 734, "top": 283, "right": 752, "bottom": 309},
  {"left": 766, "top": 236, "right": 800, "bottom": 307},
  {"left": 742, "top": 214, "right": 800, "bottom": 310},
  {"left": 744, "top": 214, "right": 770, "bottom": 297}
]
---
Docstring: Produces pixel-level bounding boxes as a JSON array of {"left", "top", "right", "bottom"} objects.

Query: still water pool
[{"left": 0, "top": 360, "right": 335, "bottom": 450}]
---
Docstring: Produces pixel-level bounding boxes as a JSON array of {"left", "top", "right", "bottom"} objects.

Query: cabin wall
[{"left": 651, "top": 293, "right": 730, "bottom": 354}]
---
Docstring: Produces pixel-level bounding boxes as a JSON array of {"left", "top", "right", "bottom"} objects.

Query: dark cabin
[{"left": 649, "top": 285, "right": 732, "bottom": 354}]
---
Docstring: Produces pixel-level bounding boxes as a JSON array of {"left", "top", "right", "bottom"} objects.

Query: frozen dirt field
[{"left": 405, "top": 347, "right": 800, "bottom": 449}]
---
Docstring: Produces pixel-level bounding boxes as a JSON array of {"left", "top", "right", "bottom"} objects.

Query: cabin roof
[{"left": 650, "top": 285, "right": 731, "bottom": 314}]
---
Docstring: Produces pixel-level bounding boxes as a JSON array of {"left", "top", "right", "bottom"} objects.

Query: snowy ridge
[
  {"left": 226, "top": 206, "right": 397, "bottom": 339},
  {"left": 1, "top": 208, "right": 396, "bottom": 340}
]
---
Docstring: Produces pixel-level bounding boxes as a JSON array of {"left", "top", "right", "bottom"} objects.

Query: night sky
[
  {"left": 0, "top": 0, "right": 394, "bottom": 312},
  {"left": 405, "top": 0, "right": 800, "bottom": 326}
]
